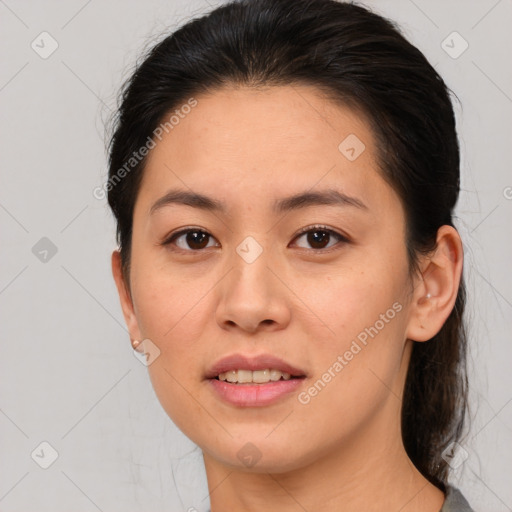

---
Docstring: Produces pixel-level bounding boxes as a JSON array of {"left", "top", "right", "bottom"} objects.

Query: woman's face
[{"left": 116, "top": 85, "right": 421, "bottom": 472}]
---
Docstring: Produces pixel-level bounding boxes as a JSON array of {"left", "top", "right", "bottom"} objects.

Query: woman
[{"left": 108, "top": 0, "right": 474, "bottom": 510}]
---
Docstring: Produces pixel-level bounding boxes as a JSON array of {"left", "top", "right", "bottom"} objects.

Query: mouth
[
  {"left": 205, "top": 352, "right": 307, "bottom": 380},
  {"left": 213, "top": 369, "right": 304, "bottom": 384},
  {"left": 206, "top": 353, "right": 307, "bottom": 407}
]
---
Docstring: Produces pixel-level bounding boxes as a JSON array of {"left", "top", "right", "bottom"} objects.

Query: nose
[{"left": 215, "top": 241, "right": 291, "bottom": 334}]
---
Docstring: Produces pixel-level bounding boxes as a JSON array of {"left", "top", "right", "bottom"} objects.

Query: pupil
[
  {"left": 187, "top": 231, "right": 208, "bottom": 249},
  {"left": 308, "top": 230, "right": 329, "bottom": 249}
]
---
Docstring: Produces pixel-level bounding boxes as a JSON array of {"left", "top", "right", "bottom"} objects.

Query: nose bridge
[{"left": 229, "top": 234, "right": 274, "bottom": 301}]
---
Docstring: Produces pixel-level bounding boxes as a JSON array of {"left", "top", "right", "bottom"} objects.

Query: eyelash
[{"left": 160, "top": 224, "right": 349, "bottom": 254}]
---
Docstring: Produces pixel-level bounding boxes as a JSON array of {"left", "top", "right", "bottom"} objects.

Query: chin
[{"left": 201, "top": 435, "right": 318, "bottom": 474}]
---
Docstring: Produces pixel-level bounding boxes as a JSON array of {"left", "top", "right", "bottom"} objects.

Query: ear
[
  {"left": 111, "top": 250, "right": 142, "bottom": 343},
  {"left": 405, "top": 225, "right": 463, "bottom": 342}
]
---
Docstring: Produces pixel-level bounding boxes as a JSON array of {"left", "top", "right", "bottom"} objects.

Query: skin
[{"left": 112, "top": 85, "right": 463, "bottom": 512}]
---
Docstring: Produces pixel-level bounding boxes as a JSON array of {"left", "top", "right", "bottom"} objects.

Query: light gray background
[{"left": 1, "top": 0, "right": 511, "bottom": 511}]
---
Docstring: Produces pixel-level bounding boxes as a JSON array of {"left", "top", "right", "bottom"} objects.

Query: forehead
[{"left": 136, "top": 84, "right": 398, "bottom": 219}]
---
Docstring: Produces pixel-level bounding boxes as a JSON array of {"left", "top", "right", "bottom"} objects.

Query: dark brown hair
[{"left": 107, "top": 0, "right": 468, "bottom": 490}]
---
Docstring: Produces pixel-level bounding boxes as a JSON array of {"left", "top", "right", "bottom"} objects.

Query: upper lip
[{"left": 205, "top": 353, "right": 307, "bottom": 379}]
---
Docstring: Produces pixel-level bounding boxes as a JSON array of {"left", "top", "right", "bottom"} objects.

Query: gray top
[{"left": 440, "top": 485, "right": 474, "bottom": 512}]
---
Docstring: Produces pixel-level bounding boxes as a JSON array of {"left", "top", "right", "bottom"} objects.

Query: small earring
[
  {"left": 131, "top": 339, "right": 141, "bottom": 350},
  {"left": 425, "top": 293, "right": 431, "bottom": 299}
]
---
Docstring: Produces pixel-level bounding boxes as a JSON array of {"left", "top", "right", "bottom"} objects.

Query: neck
[{"left": 203, "top": 401, "right": 445, "bottom": 512}]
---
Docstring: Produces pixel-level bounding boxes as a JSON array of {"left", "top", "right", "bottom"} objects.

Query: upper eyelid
[{"left": 294, "top": 225, "right": 348, "bottom": 239}]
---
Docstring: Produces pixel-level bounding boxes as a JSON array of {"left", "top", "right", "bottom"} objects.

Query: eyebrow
[{"left": 149, "top": 187, "right": 368, "bottom": 215}]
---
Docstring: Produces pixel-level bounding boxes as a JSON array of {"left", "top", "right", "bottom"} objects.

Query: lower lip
[{"left": 208, "top": 378, "right": 305, "bottom": 407}]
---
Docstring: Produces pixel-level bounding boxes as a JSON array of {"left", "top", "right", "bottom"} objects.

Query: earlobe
[
  {"left": 405, "top": 225, "right": 463, "bottom": 342},
  {"left": 111, "top": 250, "right": 142, "bottom": 342}
]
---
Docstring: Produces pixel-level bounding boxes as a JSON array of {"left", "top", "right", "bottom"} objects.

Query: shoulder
[{"left": 440, "top": 485, "right": 475, "bottom": 512}]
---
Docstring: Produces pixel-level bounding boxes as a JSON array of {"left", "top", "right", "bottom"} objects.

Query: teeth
[
  {"left": 270, "top": 369, "right": 283, "bottom": 381},
  {"left": 218, "top": 369, "right": 292, "bottom": 383},
  {"left": 237, "top": 369, "right": 252, "bottom": 383},
  {"left": 225, "top": 370, "right": 237, "bottom": 383}
]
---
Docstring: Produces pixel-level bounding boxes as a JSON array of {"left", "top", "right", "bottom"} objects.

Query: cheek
[
  {"left": 299, "top": 259, "right": 409, "bottom": 397},
  {"left": 130, "top": 247, "right": 207, "bottom": 336},
  {"left": 295, "top": 300, "right": 408, "bottom": 447},
  {"left": 130, "top": 271, "right": 212, "bottom": 429},
  {"left": 301, "top": 266, "right": 397, "bottom": 344}
]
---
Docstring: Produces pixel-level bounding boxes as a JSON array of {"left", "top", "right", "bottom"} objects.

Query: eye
[
  {"left": 291, "top": 225, "right": 348, "bottom": 251},
  {"left": 161, "top": 225, "right": 348, "bottom": 253},
  {"left": 162, "top": 228, "right": 219, "bottom": 252}
]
